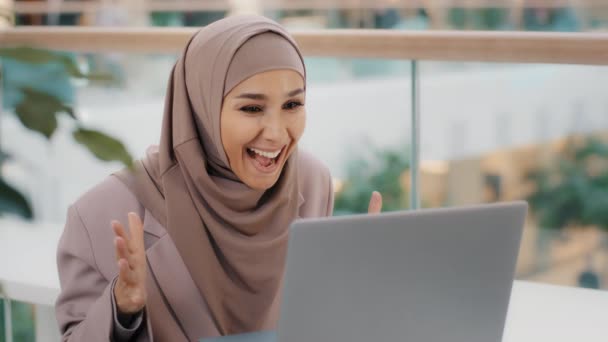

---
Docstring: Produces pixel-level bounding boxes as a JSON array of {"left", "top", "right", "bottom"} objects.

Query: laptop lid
[{"left": 277, "top": 202, "right": 527, "bottom": 342}]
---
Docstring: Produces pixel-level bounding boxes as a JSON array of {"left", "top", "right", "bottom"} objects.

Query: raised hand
[
  {"left": 111, "top": 212, "right": 147, "bottom": 314},
  {"left": 368, "top": 191, "right": 383, "bottom": 214}
]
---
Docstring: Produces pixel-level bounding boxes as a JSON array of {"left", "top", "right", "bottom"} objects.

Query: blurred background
[{"left": 1, "top": 1, "right": 608, "bottom": 341}]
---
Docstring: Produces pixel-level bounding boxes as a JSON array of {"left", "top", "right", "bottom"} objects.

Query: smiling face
[{"left": 220, "top": 69, "right": 306, "bottom": 190}]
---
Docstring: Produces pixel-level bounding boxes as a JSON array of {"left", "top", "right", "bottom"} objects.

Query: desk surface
[{"left": 1, "top": 219, "right": 607, "bottom": 341}]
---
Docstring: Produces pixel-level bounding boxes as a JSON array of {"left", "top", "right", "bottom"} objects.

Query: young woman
[{"left": 55, "top": 15, "right": 382, "bottom": 341}]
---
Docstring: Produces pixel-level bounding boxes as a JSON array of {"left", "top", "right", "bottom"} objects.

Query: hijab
[{"left": 115, "top": 15, "right": 306, "bottom": 335}]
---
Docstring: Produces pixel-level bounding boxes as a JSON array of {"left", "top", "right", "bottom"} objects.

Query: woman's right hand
[{"left": 112, "top": 212, "right": 147, "bottom": 314}]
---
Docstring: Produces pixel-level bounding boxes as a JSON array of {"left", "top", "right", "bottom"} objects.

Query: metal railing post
[{"left": 409, "top": 60, "right": 420, "bottom": 210}]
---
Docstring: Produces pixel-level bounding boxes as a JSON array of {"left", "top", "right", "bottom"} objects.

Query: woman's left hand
[{"left": 367, "top": 191, "right": 383, "bottom": 214}]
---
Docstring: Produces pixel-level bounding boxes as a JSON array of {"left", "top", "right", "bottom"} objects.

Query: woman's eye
[
  {"left": 240, "top": 105, "right": 263, "bottom": 113},
  {"left": 283, "top": 101, "right": 303, "bottom": 110}
]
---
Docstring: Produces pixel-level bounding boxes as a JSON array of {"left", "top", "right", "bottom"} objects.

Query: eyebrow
[
  {"left": 235, "top": 88, "right": 305, "bottom": 100},
  {"left": 287, "top": 88, "right": 305, "bottom": 97}
]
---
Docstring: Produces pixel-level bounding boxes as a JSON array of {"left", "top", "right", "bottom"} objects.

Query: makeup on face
[{"left": 220, "top": 69, "right": 306, "bottom": 190}]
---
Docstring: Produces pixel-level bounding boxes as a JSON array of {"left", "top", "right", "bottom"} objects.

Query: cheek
[
  {"left": 288, "top": 112, "right": 306, "bottom": 141},
  {"left": 221, "top": 115, "right": 259, "bottom": 160}
]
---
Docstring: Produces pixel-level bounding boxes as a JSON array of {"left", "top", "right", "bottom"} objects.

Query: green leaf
[
  {"left": 0, "top": 47, "right": 66, "bottom": 65},
  {"left": 72, "top": 128, "right": 133, "bottom": 168},
  {"left": 15, "top": 97, "right": 57, "bottom": 139},
  {"left": 0, "top": 47, "right": 114, "bottom": 82},
  {"left": 61, "top": 105, "right": 77, "bottom": 120},
  {"left": 83, "top": 72, "right": 116, "bottom": 82},
  {"left": 13, "top": 87, "right": 77, "bottom": 138},
  {"left": 0, "top": 47, "right": 85, "bottom": 78},
  {"left": 0, "top": 177, "right": 33, "bottom": 219}
]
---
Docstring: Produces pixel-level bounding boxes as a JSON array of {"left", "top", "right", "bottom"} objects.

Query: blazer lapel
[{"left": 143, "top": 210, "right": 220, "bottom": 340}]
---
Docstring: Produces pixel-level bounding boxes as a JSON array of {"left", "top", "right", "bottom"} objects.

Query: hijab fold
[{"left": 115, "top": 15, "right": 306, "bottom": 335}]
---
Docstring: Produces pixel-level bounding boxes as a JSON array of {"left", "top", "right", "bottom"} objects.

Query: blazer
[{"left": 55, "top": 151, "right": 334, "bottom": 341}]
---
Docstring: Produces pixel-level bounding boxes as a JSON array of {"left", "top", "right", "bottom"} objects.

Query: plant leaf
[
  {"left": 13, "top": 87, "right": 74, "bottom": 139},
  {"left": 84, "top": 72, "right": 116, "bottom": 82},
  {"left": 72, "top": 128, "right": 133, "bottom": 168},
  {"left": 61, "top": 105, "right": 77, "bottom": 120},
  {"left": 0, "top": 47, "right": 84, "bottom": 78},
  {"left": 0, "top": 47, "right": 66, "bottom": 65},
  {"left": 0, "top": 47, "right": 114, "bottom": 81},
  {"left": 0, "top": 177, "right": 33, "bottom": 219}
]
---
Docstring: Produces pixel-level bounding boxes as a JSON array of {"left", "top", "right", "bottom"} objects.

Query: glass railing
[
  {"left": 1, "top": 26, "right": 608, "bottom": 341},
  {"left": 418, "top": 62, "right": 608, "bottom": 289}
]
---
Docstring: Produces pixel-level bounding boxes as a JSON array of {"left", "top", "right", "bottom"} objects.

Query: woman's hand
[
  {"left": 368, "top": 191, "right": 383, "bottom": 214},
  {"left": 112, "top": 212, "right": 147, "bottom": 314}
]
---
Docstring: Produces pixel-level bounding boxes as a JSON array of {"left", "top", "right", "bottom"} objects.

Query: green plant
[
  {"left": 526, "top": 136, "right": 608, "bottom": 231},
  {"left": 0, "top": 47, "right": 133, "bottom": 219},
  {"left": 334, "top": 145, "right": 410, "bottom": 215},
  {"left": 526, "top": 136, "right": 608, "bottom": 289}
]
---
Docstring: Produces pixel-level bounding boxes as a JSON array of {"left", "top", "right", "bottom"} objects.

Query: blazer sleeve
[{"left": 55, "top": 204, "right": 148, "bottom": 341}]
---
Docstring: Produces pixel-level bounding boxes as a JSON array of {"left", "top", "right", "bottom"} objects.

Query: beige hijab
[{"left": 116, "top": 16, "right": 306, "bottom": 335}]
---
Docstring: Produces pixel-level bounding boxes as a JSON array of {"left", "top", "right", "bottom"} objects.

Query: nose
[{"left": 260, "top": 111, "right": 285, "bottom": 142}]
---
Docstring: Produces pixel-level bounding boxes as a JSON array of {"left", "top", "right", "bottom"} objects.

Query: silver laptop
[
  {"left": 276, "top": 201, "right": 527, "bottom": 342},
  {"left": 201, "top": 202, "right": 526, "bottom": 342}
]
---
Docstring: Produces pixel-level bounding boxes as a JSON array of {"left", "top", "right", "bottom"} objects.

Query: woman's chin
[
  {"left": 241, "top": 165, "right": 283, "bottom": 190},
  {"left": 243, "top": 176, "right": 279, "bottom": 190}
]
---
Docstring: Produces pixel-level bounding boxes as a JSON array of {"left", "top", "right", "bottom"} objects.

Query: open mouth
[{"left": 245, "top": 146, "right": 286, "bottom": 173}]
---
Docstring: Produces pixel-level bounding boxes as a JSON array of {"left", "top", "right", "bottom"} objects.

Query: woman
[{"left": 55, "top": 15, "right": 382, "bottom": 341}]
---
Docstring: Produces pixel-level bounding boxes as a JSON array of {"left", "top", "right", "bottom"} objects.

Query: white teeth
[{"left": 249, "top": 147, "right": 281, "bottom": 159}]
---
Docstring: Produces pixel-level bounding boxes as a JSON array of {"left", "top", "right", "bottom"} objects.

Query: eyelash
[{"left": 240, "top": 101, "right": 304, "bottom": 113}]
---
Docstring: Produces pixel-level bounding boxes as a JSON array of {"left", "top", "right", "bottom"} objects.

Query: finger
[
  {"left": 112, "top": 221, "right": 137, "bottom": 253},
  {"left": 118, "top": 258, "right": 136, "bottom": 285},
  {"left": 112, "top": 220, "right": 128, "bottom": 240},
  {"left": 115, "top": 237, "right": 135, "bottom": 268},
  {"left": 128, "top": 212, "right": 145, "bottom": 253},
  {"left": 114, "top": 236, "right": 121, "bottom": 262},
  {"left": 112, "top": 220, "right": 135, "bottom": 253},
  {"left": 368, "top": 191, "right": 383, "bottom": 214}
]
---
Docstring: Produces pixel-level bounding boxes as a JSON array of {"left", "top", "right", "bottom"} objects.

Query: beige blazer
[{"left": 55, "top": 151, "right": 334, "bottom": 341}]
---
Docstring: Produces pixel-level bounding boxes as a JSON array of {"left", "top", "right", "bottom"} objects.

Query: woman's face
[{"left": 220, "top": 69, "right": 306, "bottom": 190}]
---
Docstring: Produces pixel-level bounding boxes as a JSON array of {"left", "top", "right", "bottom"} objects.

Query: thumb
[{"left": 368, "top": 191, "right": 383, "bottom": 214}]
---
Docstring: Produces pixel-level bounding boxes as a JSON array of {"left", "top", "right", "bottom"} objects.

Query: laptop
[{"left": 203, "top": 201, "right": 527, "bottom": 342}]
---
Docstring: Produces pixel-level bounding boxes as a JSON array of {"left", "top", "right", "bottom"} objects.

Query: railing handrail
[
  {"left": 1, "top": 27, "right": 607, "bottom": 65},
  {"left": 11, "top": 0, "right": 608, "bottom": 14}
]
